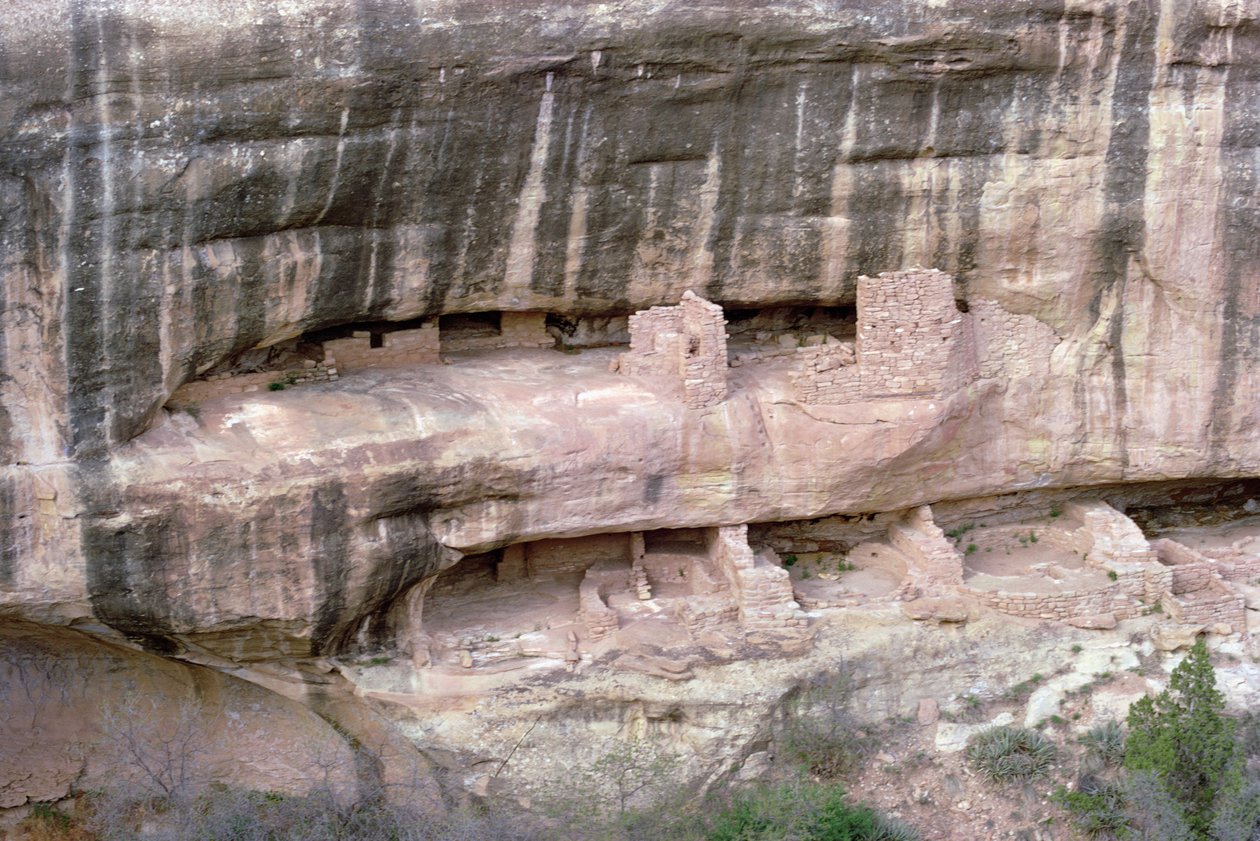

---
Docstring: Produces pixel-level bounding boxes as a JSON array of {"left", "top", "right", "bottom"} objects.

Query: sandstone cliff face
[{"left": 3, "top": 0, "right": 1260, "bottom": 812}]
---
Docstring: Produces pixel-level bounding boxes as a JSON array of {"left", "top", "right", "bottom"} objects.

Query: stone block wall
[
  {"left": 792, "top": 268, "right": 978, "bottom": 404},
  {"left": 325, "top": 321, "right": 440, "bottom": 371},
  {"left": 1153, "top": 539, "right": 1220, "bottom": 593},
  {"left": 442, "top": 312, "right": 553, "bottom": 352},
  {"left": 676, "top": 594, "right": 739, "bottom": 632},
  {"left": 1069, "top": 501, "right": 1159, "bottom": 567},
  {"left": 1165, "top": 583, "right": 1247, "bottom": 631},
  {"left": 790, "top": 342, "right": 859, "bottom": 403},
  {"left": 855, "top": 269, "right": 978, "bottom": 398},
  {"left": 619, "top": 291, "right": 728, "bottom": 409},
  {"left": 1192, "top": 541, "right": 1260, "bottom": 583},
  {"left": 579, "top": 560, "right": 629, "bottom": 641},
  {"left": 522, "top": 534, "right": 632, "bottom": 578},
  {"left": 890, "top": 506, "right": 964, "bottom": 596},
  {"left": 706, "top": 525, "right": 807, "bottom": 633},
  {"left": 958, "top": 578, "right": 1149, "bottom": 621}
]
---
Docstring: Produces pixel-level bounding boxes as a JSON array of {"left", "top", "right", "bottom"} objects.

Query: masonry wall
[
  {"left": 1192, "top": 541, "right": 1260, "bottom": 583},
  {"left": 705, "top": 525, "right": 806, "bottom": 633},
  {"left": 890, "top": 506, "right": 964, "bottom": 596},
  {"left": 790, "top": 342, "right": 859, "bottom": 403},
  {"left": 959, "top": 574, "right": 1150, "bottom": 621},
  {"left": 970, "top": 299, "right": 1061, "bottom": 381},
  {"left": 325, "top": 321, "right": 440, "bottom": 371},
  {"left": 855, "top": 269, "right": 977, "bottom": 398},
  {"left": 792, "top": 268, "right": 979, "bottom": 405},
  {"left": 442, "top": 312, "right": 553, "bottom": 352},
  {"left": 523, "top": 534, "right": 632, "bottom": 577},
  {"left": 170, "top": 358, "right": 339, "bottom": 405},
  {"left": 620, "top": 291, "right": 728, "bottom": 409},
  {"left": 1164, "top": 584, "right": 1247, "bottom": 630},
  {"left": 579, "top": 561, "right": 630, "bottom": 641}
]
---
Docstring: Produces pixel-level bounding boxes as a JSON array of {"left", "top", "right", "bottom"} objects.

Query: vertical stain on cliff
[
  {"left": 83, "top": 508, "right": 184, "bottom": 654},
  {"left": 1081, "top": 0, "right": 1159, "bottom": 472},
  {"left": 1209, "top": 19, "right": 1260, "bottom": 462},
  {"left": 63, "top": 5, "right": 112, "bottom": 459},
  {"left": 309, "top": 481, "right": 352, "bottom": 655},
  {"left": 0, "top": 477, "right": 16, "bottom": 588}
]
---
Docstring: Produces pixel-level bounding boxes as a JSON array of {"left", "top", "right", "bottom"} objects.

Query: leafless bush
[{"left": 779, "top": 667, "right": 873, "bottom": 779}]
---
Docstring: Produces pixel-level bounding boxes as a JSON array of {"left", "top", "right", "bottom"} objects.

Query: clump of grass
[
  {"left": 1049, "top": 504, "right": 1063, "bottom": 518},
  {"left": 267, "top": 381, "right": 286, "bottom": 391},
  {"left": 1107, "top": 570, "right": 1118, "bottom": 581},
  {"left": 945, "top": 523, "right": 976, "bottom": 541},
  {"left": 966, "top": 725, "right": 1057, "bottom": 783},
  {"left": 1080, "top": 720, "right": 1125, "bottom": 770},
  {"left": 965, "top": 543, "right": 978, "bottom": 555}
]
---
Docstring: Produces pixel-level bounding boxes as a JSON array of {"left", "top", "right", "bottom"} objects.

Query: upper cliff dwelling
[{"left": 7, "top": 1, "right": 1260, "bottom": 835}]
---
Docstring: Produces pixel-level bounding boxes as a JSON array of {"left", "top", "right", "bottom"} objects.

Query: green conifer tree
[{"left": 1125, "top": 638, "right": 1241, "bottom": 840}]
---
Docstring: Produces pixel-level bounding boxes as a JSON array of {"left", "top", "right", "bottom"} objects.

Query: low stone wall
[
  {"left": 1192, "top": 542, "right": 1260, "bottom": 583},
  {"left": 171, "top": 358, "right": 339, "bottom": 404},
  {"left": 706, "top": 525, "right": 807, "bottom": 633},
  {"left": 890, "top": 506, "right": 964, "bottom": 595},
  {"left": 442, "top": 312, "right": 552, "bottom": 353},
  {"left": 958, "top": 578, "right": 1148, "bottom": 621},
  {"left": 1165, "top": 583, "right": 1247, "bottom": 631},
  {"left": 676, "top": 594, "right": 739, "bottom": 632},
  {"left": 325, "top": 322, "right": 440, "bottom": 371},
  {"left": 790, "top": 342, "right": 858, "bottom": 403},
  {"left": 794, "top": 589, "right": 899, "bottom": 612},
  {"left": 1153, "top": 539, "right": 1220, "bottom": 593}
]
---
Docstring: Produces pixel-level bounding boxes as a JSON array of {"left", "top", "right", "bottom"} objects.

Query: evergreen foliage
[{"left": 1124, "top": 638, "right": 1242, "bottom": 840}]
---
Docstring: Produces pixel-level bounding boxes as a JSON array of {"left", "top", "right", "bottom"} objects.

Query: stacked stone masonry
[
  {"left": 171, "top": 358, "right": 340, "bottom": 404},
  {"left": 1164, "top": 583, "right": 1247, "bottom": 631},
  {"left": 793, "top": 269, "right": 979, "bottom": 405},
  {"left": 953, "top": 501, "right": 1174, "bottom": 622},
  {"left": 970, "top": 299, "right": 1061, "bottom": 381},
  {"left": 578, "top": 561, "right": 627, "bottom": 641},
  {"left": 891, "top": 506, "right": 965, "bottom": 597},
  {"left": 619, "top": 291, "right": 729, "bottom": 409},
  {"left": 324, "top": 322, "right": 440, "bottom": 372},
  {"left": 441, "top": 312, "right": 553, "bottom": 353},
  {"left": 1152, "top": 539, "right": 1248, "bottom": 632},
  {"left": 705, "top": 525, "right": 807, "bottom": 633}
]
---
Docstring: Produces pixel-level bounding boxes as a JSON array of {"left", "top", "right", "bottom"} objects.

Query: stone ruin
[
  {"left": 411, "top": 523, "right": 807, "bottom": 671},
  {"left": 167, "top": 311, "right": 552, "bottom": 405},
  {"left": 791, "top": 268, "right": 979, "bottom": 404},
  {"left": 616, "top": 290, "right": 729, "bottom": 409}
]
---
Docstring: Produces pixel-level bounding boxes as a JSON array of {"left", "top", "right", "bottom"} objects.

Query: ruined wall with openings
[
  {"left": 441, "top": 312, "right": 553, "bottom": 353},
  {"left": 619, "top": 291, "right": 728, "bottom": 409},
  {"left": 324, "top": 321, "right": 440, "bottom": 372}
]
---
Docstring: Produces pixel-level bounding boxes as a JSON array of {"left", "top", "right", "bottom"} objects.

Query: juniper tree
[{"left": 1124, "top": 638, "right": 1241, "bottom": 840}]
